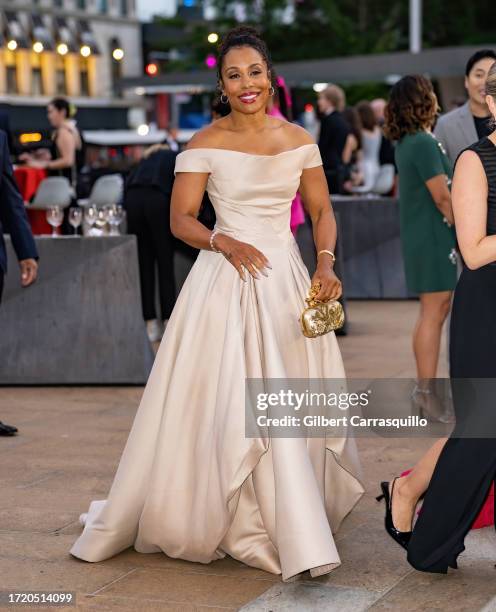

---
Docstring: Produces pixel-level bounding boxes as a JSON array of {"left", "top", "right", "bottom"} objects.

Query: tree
[{"left": 153, "top": 0, "right": 495, "bottom": 72}]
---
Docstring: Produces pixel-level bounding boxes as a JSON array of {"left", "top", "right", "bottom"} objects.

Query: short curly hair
[{"left": 384, "top": 75, "right": 439, "bottom": 141}]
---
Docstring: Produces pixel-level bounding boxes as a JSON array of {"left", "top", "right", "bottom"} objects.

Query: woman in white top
[{"left": 351, "top": 100, "right": 382, "bottom": 193}]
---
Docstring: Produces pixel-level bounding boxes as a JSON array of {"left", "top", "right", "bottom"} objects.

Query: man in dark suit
[
  {"left": 317, "top": 84, "right": 351, "bottom": 194},
  {"left": 0, "top": 130, "right": 38, "bottom": 436}
]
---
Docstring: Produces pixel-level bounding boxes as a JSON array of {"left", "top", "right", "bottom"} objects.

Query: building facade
[{"left": 0, "top": 0, "right": 143, "bottom": 136}]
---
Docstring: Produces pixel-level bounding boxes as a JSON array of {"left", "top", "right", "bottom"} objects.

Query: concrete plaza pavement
[{"left": 1, "top": 300, "right": 495, "bottom": 611}]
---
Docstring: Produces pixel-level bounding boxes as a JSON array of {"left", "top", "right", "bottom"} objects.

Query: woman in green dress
[{"left": 385, "top": 75, "right": 457, "bottom": 415}]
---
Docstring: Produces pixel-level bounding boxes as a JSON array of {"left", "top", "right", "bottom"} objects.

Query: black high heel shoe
[{"left": 376, "top": 478, "right": 412, "bottom": 550}]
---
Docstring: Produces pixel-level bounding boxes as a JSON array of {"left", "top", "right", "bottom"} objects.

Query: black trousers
[
  {"left": 125, "top": 186, "right": 176, "bottom": 321},
  {"left": 324, "top": 165, "right": 349, "bottom": 195}
]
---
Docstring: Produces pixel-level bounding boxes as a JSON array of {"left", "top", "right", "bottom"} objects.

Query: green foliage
[
  {"left": 422, "top": 0, "right": 493, "bottom": 48},
  {"left": 342, "top": 82, "right": 392, "bottom": 107},
  {"left": 152, "top": 1, "right": 496, "bottom": 71}
]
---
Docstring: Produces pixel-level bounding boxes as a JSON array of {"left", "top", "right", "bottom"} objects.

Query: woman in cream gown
[{"left": 71, "top": 27, "right": 363, "bottom": 582}]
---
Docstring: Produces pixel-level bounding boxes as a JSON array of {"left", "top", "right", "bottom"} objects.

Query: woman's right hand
[{"left": 213, "top": 233, "right": 272, "bottom": 281}]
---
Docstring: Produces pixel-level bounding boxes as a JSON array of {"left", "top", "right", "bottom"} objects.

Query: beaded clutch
[{"left": 300, "top": 283, "right": 345, "bottom": 338}]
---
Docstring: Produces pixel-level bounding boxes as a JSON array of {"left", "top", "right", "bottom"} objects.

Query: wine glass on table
[
  {"left": 93, "top": 208, "right": 108, "bottom": 236},
  {"left": 46, "top": 206, "right": 64, "bottom": 238},
  {"left": 68, "top": 207, "right": 83, "bottom": 236},
  {"left": 84, "top": 205, "right": 97, "bottom": 236},
  {"left": 106, "top": 204, "right": 124, "bottom": 236}
]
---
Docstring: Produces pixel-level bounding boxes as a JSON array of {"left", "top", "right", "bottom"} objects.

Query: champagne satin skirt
[{"left": 71, "top": 236, "right": 364, "bottom": 581}]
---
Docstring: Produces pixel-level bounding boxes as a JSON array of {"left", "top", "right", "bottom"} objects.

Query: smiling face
[
  {"left": 465, "top": 57, "right": 496, "bottom": 108},
  {"left": 219, "top": 46, "right": 271, "bottom": 115}
]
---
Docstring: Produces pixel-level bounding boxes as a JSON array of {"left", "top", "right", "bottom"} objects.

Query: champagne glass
[
  {"left": 107, "top": 204, "right": 124, "bottom": 236},
  {"left": 46, "top": 206, "right": 64, "bottom": 237},
  {"left": 84, "top": 205, "right": 97, "bottom": 236},
  {"left": 93, "top": 208, "right": 108, "bottom": 236},
  {"left": 68, "top": 207, "right": 83, "bottom": 236}
]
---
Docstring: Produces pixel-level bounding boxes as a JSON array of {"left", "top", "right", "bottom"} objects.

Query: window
[
  {"left": 54, "top": 0, "right": 64, "bottom": 7},
  {"left": 6, "top": 67, "right": 17, "bottom": 94},
  {"left": 110, "top": 39, "right": 123, "bottom": 97},
  {"left": 98, "top": 0, "right": 108, "bottom": 13},
  {"left": 77, "top": 0, "right": 86, "bottom": 8},
  {"left": 31, "top": 52, "right": 44, "bottom": 95},
  {"left": 80, "top": 57, "right": 89, "bottom": 96},
  {"left": 56, "top": 55, "right": 66, "bottom": 94},
  {"left": 32, "top": 69, "right": 43, "bottom": 95},
  {"left": 5, "top": 50, "right": 17, "bottom": 94},
  {"left": 120, "top": 0, "right": 128, "bottom": 16}
]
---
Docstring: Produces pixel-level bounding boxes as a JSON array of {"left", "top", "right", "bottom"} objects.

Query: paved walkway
[{"left": 1, "top": 301, "right": 495, "bottom": 611}]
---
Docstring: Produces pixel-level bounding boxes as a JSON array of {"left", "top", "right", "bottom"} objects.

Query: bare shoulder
[
  {"left": 278, "top": 120, "right": 315, "bottom": 147},
  {"left": 454, "top": 149, "right": 485, "bottom": 174},
  {"left": 453, "top": 149, "right": 487, "bottom": 191},
  {"left": 56, "top": 126, "right": 74, "bottom": 142},
  {"left": 185, "top": 122, "right": 228, "bottom": 150}
]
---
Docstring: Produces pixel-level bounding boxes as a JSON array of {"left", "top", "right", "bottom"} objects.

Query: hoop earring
[
  {"left": 220, "top": 93, "right": 229, "bottom": 104},
  {"left": 269, "top": 86, "right": 275, "bottom": 96}
]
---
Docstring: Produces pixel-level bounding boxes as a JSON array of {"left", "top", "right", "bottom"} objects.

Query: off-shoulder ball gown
[{"left": 70, "top": 144, "right": 364, "bottom": 581}]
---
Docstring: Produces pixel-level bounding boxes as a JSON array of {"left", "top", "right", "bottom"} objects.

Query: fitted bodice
[
  {"left": 463, "top": 137, "right": 496, "bottom": 235},
  {"left": 175, "top": 144, "right": 322, "bottom": 245}
]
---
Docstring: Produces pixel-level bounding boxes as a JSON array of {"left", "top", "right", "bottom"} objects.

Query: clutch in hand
[{"left": 300, "top": 282, "right": 345, "bottom": 338}]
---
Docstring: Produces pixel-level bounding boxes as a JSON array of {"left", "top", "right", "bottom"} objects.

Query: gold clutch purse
[{"left": 300, "top": 282, "right": 345, "bottom": 338}]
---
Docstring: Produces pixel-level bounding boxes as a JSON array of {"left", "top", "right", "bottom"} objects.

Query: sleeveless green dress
[{"left": 395, "top": 131, "right": 457, "bottom": 293}]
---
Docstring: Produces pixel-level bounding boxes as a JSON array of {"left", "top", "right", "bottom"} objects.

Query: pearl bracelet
[{"left": 210, "top": 229, "right": 222, "bottom": 253}]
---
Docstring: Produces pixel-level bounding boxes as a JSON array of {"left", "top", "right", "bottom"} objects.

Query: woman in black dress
[
  {"left": 23, "top": 98, "right": 84, "bottom": 233},
  {"left": 24, "top": 98, "right": 84, "bottom": 187},
  {"left": 379, "top": 62, "right": 496, "bottom": 573}
]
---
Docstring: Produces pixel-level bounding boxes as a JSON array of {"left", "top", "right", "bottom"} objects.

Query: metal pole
[
  {"left": 170, "top": 93, "right": 180, "bottom": 131},
  {"left": 409, "top": 0, "right": 422, "bottom": 54}
]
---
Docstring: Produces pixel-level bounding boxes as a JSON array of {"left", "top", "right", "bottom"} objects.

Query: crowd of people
[
  {"left": 1, "top": 22, "right": 496, "bottom": 587},
  {"left": 317, "top": 85, "right": 396, "bottom": 195}
]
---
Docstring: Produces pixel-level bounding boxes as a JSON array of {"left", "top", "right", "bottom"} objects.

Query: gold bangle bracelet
[{"left": 317, "top": 249, "right": 336, "bottom": 262}]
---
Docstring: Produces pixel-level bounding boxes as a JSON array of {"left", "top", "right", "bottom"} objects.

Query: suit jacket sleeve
[{"left": 0, "top": 133, "right": 38, "bottom": 263}]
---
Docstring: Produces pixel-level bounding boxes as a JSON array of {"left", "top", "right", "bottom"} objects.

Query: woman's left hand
[{"left": 311, "top": 264, "right": 342, "bottom": 301}]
